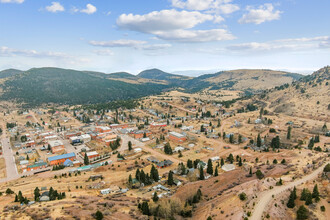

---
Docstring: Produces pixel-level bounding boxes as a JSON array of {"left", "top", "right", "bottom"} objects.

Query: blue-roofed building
[
  {"left": 47, "top": 152, "right": 76, "bottom": 165},
  {"left": 63, "top": 159, "right": 74, "bottom": 167}
]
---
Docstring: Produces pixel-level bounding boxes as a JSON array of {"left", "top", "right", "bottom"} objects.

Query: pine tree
[
  {"left": 199, "top": 166, "right": 204, "bottom": 180},
  {"left": 214, "top": 166, "right": 218, "bottom": 176},
  {"left": 187, "top": 159, "right": 193, "bottom": 168},
  {"left": 300, "top": 188, "right": 309, "bottom": 201},
  {"left": 257, "top": 134, "right": 262, "bottom": 147},
  {"left": 221, "top": 158, "right": 224, "bottom": 167},
  {"left": 312, "top": 184, "right": 320, "bottom": 202},
  {"left": 128, "top": 174, "right": 133, "bottom": 185},
  {"left": 207, "top": 159, "right": 213, "bottom": 175},
  {"left": 152, "top": 192, "right": 159, "bottom": 202},
  {"left": 150, "top": 165, "right": 159, "bottom": 182},
  {"left": 296, "top": 205, "right": 309, "bottom": 220},
  {"left": 305, "top": 192, "right": 313, "bottom": 205},
  {"left": 287, "top": 189, "right": 296, "bottom": 208},
  {"left": 34, "top": 187, "right": 40, "bottom": 202},
  {"left": 287, "top": 126, "right": 292, "bottom": 139},
  {"left": 84, "top": 153, "right": 89, "bottom": 165},
  {"left": 238, "top": 157, "right": 242, "bottom": 166},
  {"left": 249, "top": 167, "right": 252, "bottom": 176},
  {"left": 308, "top": 138, "right": 314, "bottom": 150},
  {"left": 167, "top": 171, "right": 174, "bottom": 186},
  {"left": 128, "top": 141, "right": 132, "bottom": 151}
]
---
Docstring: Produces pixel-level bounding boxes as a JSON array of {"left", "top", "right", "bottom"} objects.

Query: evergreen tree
[
  {"left": 296, "top": 205, "right": 309, "bottom": 220},
  {"left": 257, "top": 134, "right": 262, "bottom": 147},
  {"left": 287, "top": 189, "right": 296, "bottom": 208},
  {"left": 199, "top": 166, "right": 204, "bottom": 180},
  {"left": 308, "top": 138, "right": 314, "bottom": 150},
  {"left": 214, "top": 166, "right": 218, "bottom": 176},
  {"left": 128, "top": 174, "right": 133, "bottom": 185},
  {"left": 238, "top": 157, "right": 242, "bottom": 166},
  {"left": 221, "top": 158, "right": 224, "bottom": 167},
  {"left": 207, "top": 159, "right": 213, "bottom": 175},
  {"left": 287, "top": 126, "right": 292, "bottom": 140},
  {"left": 84, "top": 153, "right": 89, "bottom": 165},
  {"left": 34, "top": 187, "right": 40, "bottom": 202},
  {"left": 305, "top": 192, "right": 313, "bottom": 205},
  {"left": 229, "top": 134, "right": 234, "bottom": 143},
  {"left": 128, "top": 141, "right": 132, "bottom": 151},
  {"left": 300, "top": 188, "right": 309, "bottom": 201},
  {"left": 152, "top": 192, "right": 159, "bottom": 202},
  {"left": 312, "top": 184, "right": 320, "bottom": 202},
  {"left": 141, "top": 201, "right": 150, "bottom": 216},
  {"left": 249, "top": 167, "right": 252, "bottom": 176},
  {"left": 150, "top": 165, "right": 159, "bottom": 182},
  {"left": 167, "top": 171, "right": 174, "bottom": 186},
  {"left": 95, "top": 211, "right": 104, "bottom": 220},
  {"left": 187, "top": 159, "right": 193, "bottom": 168}
]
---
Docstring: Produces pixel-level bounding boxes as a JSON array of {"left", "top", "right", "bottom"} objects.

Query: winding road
[{"left": 250, "top": 161, "right": 328, "bottom": 220}]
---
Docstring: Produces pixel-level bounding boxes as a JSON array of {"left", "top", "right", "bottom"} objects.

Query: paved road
[
  {"left": 0, "top": 136, "right": 19, "bottom": 182},
  {"left": 250, "top": 161, "right": 328, "bottom": 220}
]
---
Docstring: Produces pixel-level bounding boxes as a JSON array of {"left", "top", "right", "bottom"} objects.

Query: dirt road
[
  {"left": 250, "top": 161, "right": 328, "bottom": 220},
  {"left": 119, "top": 134, "right": 183, "bottom": 164}
]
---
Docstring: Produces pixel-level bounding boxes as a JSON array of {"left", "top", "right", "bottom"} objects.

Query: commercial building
[
  {"left": 47, "top": 152, "right": 76, "bottom": 166},
  {"left": 169, "top": 131, "right": 187, "bottom": 143}
]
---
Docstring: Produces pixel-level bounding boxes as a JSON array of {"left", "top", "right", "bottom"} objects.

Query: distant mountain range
[{"left": 0, "top": 67, "right": 306, "bottom": 106}]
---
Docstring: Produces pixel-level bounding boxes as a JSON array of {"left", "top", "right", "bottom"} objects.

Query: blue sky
[{"left": 0, "top": 0, "right": 329, "bottom": 74}]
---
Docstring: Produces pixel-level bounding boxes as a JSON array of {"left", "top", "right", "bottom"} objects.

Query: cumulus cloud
[
  {"left": 89, "top": 39, "right": 172, "bottom": 50},
  {"left": 116, "top": 9, "right": 234, "bottom": 42},
  {"left": 155, "top": 29, "right": 235, "bottom": 42},
  {"left": 80, "top": 4, "right": 97, "bottom": 14},
  {"left": 46, "top": 2, "right": 64, "bottom": 13},
  {"left": 227, "top": 36, "right": 330, "bottom": 52},
  {"left": 117, "top": 9, "right": 213, "bottom": 33},
  {"left": 0, "top": 0, "right": 24, "bottom": 3},
  {"left": 171, "top": 0, "right": 239, "bottom": 14},
  {"left": 239, "top": 3, "right": 281, "bottom": 24}
]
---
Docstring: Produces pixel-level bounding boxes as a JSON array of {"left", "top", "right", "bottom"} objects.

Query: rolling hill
[
  {"left": 259, "top": 66, "right": 329, "bottom": 120},
  {"left": 0, "top": 67, "right": 167, "bottom": 106},
  {"left": 0, "top": 66, "right": 308, "bottom": 106},
  {"left": 0, "top": 69, "right": 22, "bottom": 79}
]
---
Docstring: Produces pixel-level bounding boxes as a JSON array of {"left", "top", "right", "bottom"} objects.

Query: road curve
[{"left": 250, "top": 161, "right": 328, "bottom": 220}]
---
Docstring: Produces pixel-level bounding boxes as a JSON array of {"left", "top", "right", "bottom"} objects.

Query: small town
[{"left": 0, "top": 0, "right": 329, "bottom": 219}]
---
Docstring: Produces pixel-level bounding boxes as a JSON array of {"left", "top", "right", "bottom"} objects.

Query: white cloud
[
  {"left": 0, "top": 0, "right": 24, "bottom": 3},
  {"left": 46, "top": 2, "right": 65, "bottom": 13},
  {"left": 117, "top": 9, "right": 234, "bottom": 42},
  {"left": 80, "top": 4, "right": 97, "bottom": 14},
  {"left": 90, "top": 39, "right": 147, "bottom": 48},
  {"left": 0, "top": 46, "right": 67, "bottom": 58},
  {"left": 140, "top": 44, "right": 172, "bottom": 50},
  {"left": 89, "top": 39, "right": 172, "bottom": 51},
  {"left": 239, "top": 3, "right": 281, "bottom": 24},
  {"left": 217, "top": 3, "right": 239, "bottom": 14},
  {"left": 93, "top": 49, "right": 114, "bottom": 56},
  {"left": 227, "top": 36, "right": 330, "bottom": 52},
  {"left": 0, "top": 46, "right": 90, "bottom": 64},
  {"left": 154, "top": 29, "right": 235, "bottom": 42},
  {"left": 171, "top": 0, "right": 239, "bottom": 14},
  {"left": 117, "top": 9, "right": 213, "bottom": 33}
]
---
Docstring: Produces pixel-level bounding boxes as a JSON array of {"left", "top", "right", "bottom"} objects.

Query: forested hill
[
  {"left": 0, "top": 67, "right": 167, "bottom": 106},
  {"left": 0, "top": 66, "right": 307, "bottom": 106}
]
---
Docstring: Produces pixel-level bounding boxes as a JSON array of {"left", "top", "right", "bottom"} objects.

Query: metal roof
[{"left": 47, "top": 152, "right": 75, "bottom": 162}]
